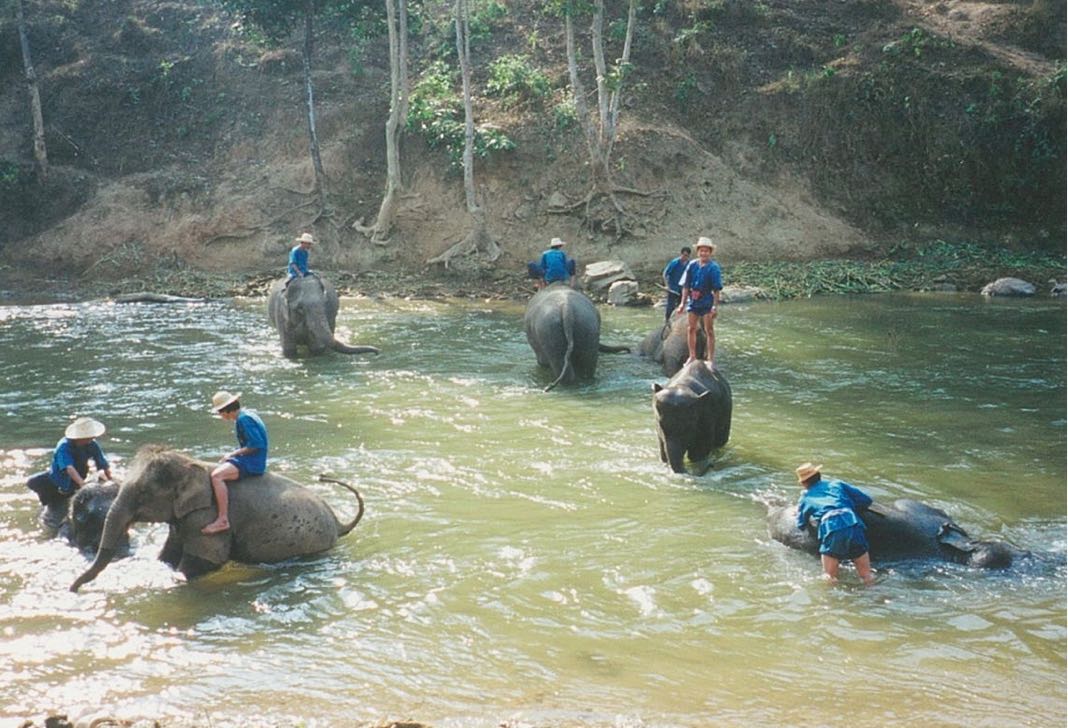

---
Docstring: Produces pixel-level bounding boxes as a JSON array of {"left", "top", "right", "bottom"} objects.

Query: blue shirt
[
  {"left": 287, "top": 245, "right": 310, "bottom": 278},
  {"left": 796, "top": 478, "right": 873, "bottom": 540},
  {"left": 231, "top": 410, "right": 268, "bottom": 475},
  {"left": 540, "top": 249, "right": 574, "bottom": 283},
  {"left": 680, "top": 259, "right": 723, "bottom": 297},
  {"left": 50, "top": 437, "right": 109, "bottom": 493},
  {"left": 663, "top": 256, "right": 689, "bottom": 294}
]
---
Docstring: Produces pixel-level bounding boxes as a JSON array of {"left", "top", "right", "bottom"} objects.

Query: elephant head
[
  {"left": 269, "top": 276, "right": 380, "bottom": 357},
  {"left": 67, "top": 482, "right": 127, "bottom": 554},
  {"left": 70, "top": 446, "right": 227, "bottom": 592},
  {"left": 652, "top": 384, "right": 710, "bottom": 473}
]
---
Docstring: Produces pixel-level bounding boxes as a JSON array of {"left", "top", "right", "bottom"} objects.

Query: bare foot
[
  {"left": 684, "top": 357, "right": 697, "bottom": 366},
  {"left": 201, "top": 519, "right": 230, "bottom": 535}
]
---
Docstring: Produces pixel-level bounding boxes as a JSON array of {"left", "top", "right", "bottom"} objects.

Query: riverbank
[{"left": 0, "top": 240, "right": 1063, "bottom": 305}]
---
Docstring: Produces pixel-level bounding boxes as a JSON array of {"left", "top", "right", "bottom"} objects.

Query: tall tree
[
  {"left": 557, "top": 0, "right": 646, "bottom": 238},
  {"left": 354, "top": 0, "right": 410, "bottom": 243},
  {"left": 427, "top": 0, "right": 501, "bottom": 266},
  {"left": 15, "top": 0, "right": 48, "bottom": 182},
  {"left": 220, "top": 0, "right": 329, "bottom": 209}
]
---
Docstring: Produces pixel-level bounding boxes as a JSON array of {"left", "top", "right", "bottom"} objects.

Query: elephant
[
  {"left": 267, "top": 275, "right": 380, "bottom": 357},
  {"left": 766, "top": 498, "right": 1026, "bottom": 569},
  {"left": 65, "top": 481, "right": 129, "bottom": 555},
  {"left": 523, "top": 284, "right": 630, "bottom": 391},
  {"left": 652, "top": 360, "right": 732, "bottom": 473},
  {"left": 639, "top": 316, "right": 706, "bottom": 377},
  {"left": 70, "top": 445, "right": 365, "bottom": 592}
]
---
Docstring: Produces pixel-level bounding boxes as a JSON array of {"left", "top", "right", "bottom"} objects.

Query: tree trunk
[
  {"left": 455, "top": 0, "right": 478, "bottom": 216},
  {"left": 15, "top": 0, "right": 48, "bottom": 182},
  {"left": 355, "top": 0, "right": 410, "bottom": 243},
  {"left": 301, "top": 1, "right": 326, "bottom": 207}
]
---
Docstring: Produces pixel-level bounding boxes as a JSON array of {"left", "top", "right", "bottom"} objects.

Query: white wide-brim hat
[
  {"left": 549, "top": 237, "right": 566, "bottom": 248},
  {"left": 65, "top": 417, "right": 105, "bottom": 439},
  {"left": 211, "top": 390, "right": 242, "bottom": 412},
  {"left": 795, "top": 462, "right": 823, "bottom": 483},
  {"left": 695, "top": 236, "right": 715, "bottom": 251},
  {"left": 295, "top": 232, "right": 316, "bottom": 245}
]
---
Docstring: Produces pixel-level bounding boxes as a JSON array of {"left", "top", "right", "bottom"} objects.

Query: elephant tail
[
  {"left": 544, "top": 302, "right": 576, "bottom": 392},
  {"left": 318, "top": 475, "right": 365, "bottom": 536}
]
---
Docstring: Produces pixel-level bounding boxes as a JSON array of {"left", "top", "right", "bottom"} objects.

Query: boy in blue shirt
[
  {"left": 662, "top": 246, "right": 691, "bottom": 324},
  {"left": 540, "top": 237, "right": 576, "bottom": 287},
  {"left": 202, "top": 391, "right": 269, "bottom": 535},
  {"left": 795, "top": 462, "right": 875, "bottom": 585},
  {"left": 287, "top": 232, "right": 315, "bottom": 281},
  {"left": 676, "top": 237, "right": 723, "bottom": 366},
  {"left": 26, "top": 417, "right": 114, "bottom": 528}
]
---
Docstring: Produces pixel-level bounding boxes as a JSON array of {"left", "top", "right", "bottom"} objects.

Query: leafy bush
[
  {"left": 407, "top": 61, "right": 516, "bottom": 168},
  {"left": 486, "top": 54, "right": 550, "bottom": 106}
]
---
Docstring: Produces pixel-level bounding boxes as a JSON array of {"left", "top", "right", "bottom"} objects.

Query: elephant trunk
[
  {"left": 665, "top": 440, "right": 687, "bottom": 474},
  {"left": 332, "top": 340, "right": 380, "bottom": 355},
  {"left": 70, "top": 486, "right": 134, "bottom": 592},
  {"left": 306, "top": 315, "right": 335, "bottom": 356}
]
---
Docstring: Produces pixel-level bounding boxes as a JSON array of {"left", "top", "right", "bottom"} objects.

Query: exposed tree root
[
  {"left": 426, "top": 225, "right": 501, "bottom": 268},
  {"left": 549, "top": 184, "right": 662, "bottom": 240}
]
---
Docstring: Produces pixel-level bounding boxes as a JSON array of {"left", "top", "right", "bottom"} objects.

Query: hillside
[{"left": 0, "top": 0, "right": 1064, "bottom": 293}]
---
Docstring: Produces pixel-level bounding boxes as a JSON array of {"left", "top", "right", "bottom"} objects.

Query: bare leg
[
  {"left": 685, "top": 311, "right": 699, "bottom": 364},
  {"left": 704, "top": 314, "right": 716, "bottom": 366},
  {"left": 820, "top": 554, "right": 841, "bottom": 584},
  {"left": 853, "top": 552, "right": 875, "bottom": 586},
  {"left": 202, "top": 462, "right": 238, "bottom": 534}
]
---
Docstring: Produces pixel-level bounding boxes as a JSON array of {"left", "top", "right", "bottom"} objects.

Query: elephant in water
[
  {"left": 639, "top": 316, "right": 707, "bottom": 378},
  {"left": 766, "top": 498, "right": 1026, "bottom": 569},
  {"left": 523, "top": 284, "right": 630, "bottom": 391},
  {"left": 70, "top": 446, "right": 364, "bottom": 592},
  {"left": 66, "top": 482, "right": 129, "bottom": 555},
  {"left": 267, "top": 275, "right": 380, "bottom": 357},
  {"left": 653, "top": 360, "right": 732, "bottom": 473}
]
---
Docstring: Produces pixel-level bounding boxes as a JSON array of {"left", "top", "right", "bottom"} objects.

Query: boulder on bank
[
  {"left": 607, "top": 280, "right": 640, "bottom": 306},
  {"left": 980, "top": 277, "right": 1035, "bottom": 297},
  {"left": 583, "top": 260, "right": 635, "bottom": 292},
  {"left": 719, "top": 284, "right": 766, "bottom": 303}
]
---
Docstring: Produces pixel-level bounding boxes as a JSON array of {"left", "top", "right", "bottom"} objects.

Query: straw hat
[
  {"left": 295, "top": 232, "right": 316, "bottom": 245},
  {"left": 549, "top": 237, "right": 566, "bottom": 248},
  {"left": 65, "top": 417, "right": 105, "bottom": 439},
  {"left": 695, "top": 236, "right": 715, "bottom": 252},
  {"left": 795, "top": 462, "right": 823, "bottom": 483},
  {"left": 211, "top": 390, "right": 242, "bottom": 412}
]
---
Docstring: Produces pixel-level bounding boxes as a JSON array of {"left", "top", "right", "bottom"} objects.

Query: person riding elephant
[
  {"left": 267, "top": 274, "right": 380, "bottom": 358},
  {"left": 652, "top": 360, "right": 732, "bottom": 473},
  {"left": 523, "top": 284, "right": 630, "bottom": 391},
  {"left": 766, "top": 490, "right": 1026, "bottom": 570},
  {"left": 70, "top": 445, "right": 364, "bottom": 592},
  {"left": 26, "top": 417, "right": 114, "bottom": 530}
]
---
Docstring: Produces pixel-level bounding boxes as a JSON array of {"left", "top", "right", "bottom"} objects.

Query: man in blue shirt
[
  {"left": 661, "top": 246, "right": 691, "bottom": 324},
  {"left": 795, "top": 462, "right": 875, "bottom": 585},
  {"left": 677, "top": 237, "right": 723, "bottom": 366},
  {"left": 287, "top": 232, "right": 315, "bottom": 281},
  {"left": 202, "top": 391, "right": 269, "bottom": 535},
  {"left": 26, "top": 417, "right": 114, "bottom": 528},
  {"left": 540, "top": 237, "right": 576, "bottom": 287}
]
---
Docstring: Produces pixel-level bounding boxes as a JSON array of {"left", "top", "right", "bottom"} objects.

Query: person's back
[{"left": 541, "top": 248, "right": 570, "bottom": 284}]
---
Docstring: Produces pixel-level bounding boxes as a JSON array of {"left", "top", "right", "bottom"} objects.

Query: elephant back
[
  {"left": 226, "top": 474, "right": 342, "bottom": 563},
  {"left": 524, "top": 286, "right": 601, "bottom": 383}
]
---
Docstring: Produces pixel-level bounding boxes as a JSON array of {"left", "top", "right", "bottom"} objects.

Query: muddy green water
[{"left": 0, "top": 293, "right": 1064, "bottom": 727}]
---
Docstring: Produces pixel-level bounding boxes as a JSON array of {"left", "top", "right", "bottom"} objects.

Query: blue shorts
[
  {"left": 226, "top": 458, "right": 264, "bottom": 479},
  {"left": 820, "top": 524, "right": 869, "bottom": 560}
]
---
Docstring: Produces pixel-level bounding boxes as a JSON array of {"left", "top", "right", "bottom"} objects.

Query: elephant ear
[{"left": 174, "top": 464, "right": 214, "bottom": 519}]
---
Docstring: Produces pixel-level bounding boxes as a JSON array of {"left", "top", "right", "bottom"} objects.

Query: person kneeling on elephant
[
  {"left": 795, "top": 462, "right": 875, "bottom": 586},
  {"left": 26, "top": 417, "right": 114, "bottom": 530},
  {"left": 286, "top": 232, "right": 315, "bottom": 283},
  {"left": 202, "top": 391, "right": 269, "bottom": 535},
  {"left": 540, "top": 237, "right": 576, "bottom": 287}
]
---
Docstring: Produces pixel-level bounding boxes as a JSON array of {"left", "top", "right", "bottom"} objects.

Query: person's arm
[
  {"left": 64, "top": 465, "right": 86, "bottom": 489},
  {"left": 677, "top": 263, "right": 692, "bottom": 311},
  {"left": 846, "top": 484, "right": 873, "bottom": 511},
  {"left": 663, "top": 260, "right": 672, "bottom": 288},
  {"left": 795, "top": 499, "right": 810, "bottom": 530},
  {"left": 91, "top": 442, "right": 112, "bottom": 481},
  {"left": 712, "top": 264, "right": 723, "bottom": 309}
]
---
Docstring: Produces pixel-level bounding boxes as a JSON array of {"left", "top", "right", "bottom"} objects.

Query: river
[{"left": 1, "top": 292, "right": 1064, "bottom": 727}]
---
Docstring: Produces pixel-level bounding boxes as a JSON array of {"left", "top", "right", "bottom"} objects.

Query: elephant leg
[
  {"left": 159, "top": 525, "right": 184, "bottom": 569},
  {"left": 657, "top": 430, "right": 668, "bottom": 464},
  {"left": 177, "top": 552, "right": 221, "bottom": 580}
]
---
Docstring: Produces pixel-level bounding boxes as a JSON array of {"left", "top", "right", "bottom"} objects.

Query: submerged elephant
[
  {"left": 70, "top": 446, "right": 365, "bottom": 592},
  {"left": 66, "top": 482, "right": 129, "bottom": 555},
  {"left": 653, "top": 361, "right": 732, "bottom": 473},
  {"left": 267, "top": 275, "right": 380, "bottom": 357},
  {"left": 523, "top": 284, "right": 630, "bottom": 391},
  {"left": 767, "top": 498, "right": 1026, "bottom": 569},
  {"left": 639, "top": 316, "right": 706, "bottom": 377}
]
